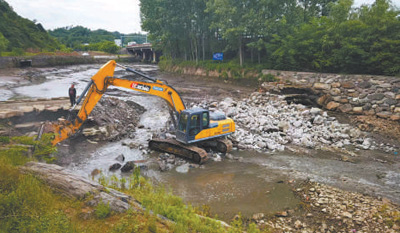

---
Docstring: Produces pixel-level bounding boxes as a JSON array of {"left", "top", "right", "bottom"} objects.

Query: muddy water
[
  {"left": 3, "top": 63, "right": 400, "bottom": 221},
  {"left": 153, "top": 151, "right": 299, "bottom": 221}
]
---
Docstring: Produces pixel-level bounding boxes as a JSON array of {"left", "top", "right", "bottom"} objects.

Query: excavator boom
[
  {"left": 46, "top": 60, "right": 234, "bottom": 163},
  {"left": 50, "top": 60, "right": 185, "bottom": 145}
]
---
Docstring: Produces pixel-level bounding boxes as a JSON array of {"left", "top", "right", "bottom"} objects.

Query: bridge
[{"left": 125, "top": 43, "right": 161, "bottom": 62}]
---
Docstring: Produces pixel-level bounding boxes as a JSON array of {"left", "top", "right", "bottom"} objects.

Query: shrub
[
  {"left": 259, "top": 73, "right": 277, "bottom": 82},
  {"left": 0, "top": 136, "right": 10, "bottom": 144},
  {"left": 95, "top": 201, "right": 111, "bottom": 219},
  {"left": 0, "top": 160, "right": 74, "bottom": 232}
]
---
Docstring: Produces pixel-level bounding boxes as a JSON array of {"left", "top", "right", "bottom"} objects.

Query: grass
[{"left": 158, "top": 57, "right": 277, "bottom": 81}]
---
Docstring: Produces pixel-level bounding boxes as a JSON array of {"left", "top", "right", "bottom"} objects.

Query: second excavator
[{"left": 42, "top": 60, "right": 235, "bottom": 163}]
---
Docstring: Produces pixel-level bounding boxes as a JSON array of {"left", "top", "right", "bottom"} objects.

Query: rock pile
[
  {"left": 194, "top": 92, "right": 398, "bottom": 153},
  {"left": 261, "top": 70, "right": 400, "bottom": 121},
  {"left": 255, "top": 181, "right": 400, "bottom": 232},
  {"left": 157, "top": 153, "right": 202, "bottom": 172},
  {"left": 82, "top": 97, "right": 145, "bottom": 141}
]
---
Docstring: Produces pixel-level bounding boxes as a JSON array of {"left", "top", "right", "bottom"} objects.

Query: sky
[{"left": 5, "top": 0, "right": 400, "bottom": 34}]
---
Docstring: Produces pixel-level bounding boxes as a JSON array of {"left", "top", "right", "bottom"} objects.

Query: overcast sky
[{"left": 5, "top": 0, "right": 400, "bottom": 34}]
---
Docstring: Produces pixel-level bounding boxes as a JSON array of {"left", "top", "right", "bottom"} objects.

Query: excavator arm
[{"left": 48, "top": 60, "right": 186, "bottom": 145}]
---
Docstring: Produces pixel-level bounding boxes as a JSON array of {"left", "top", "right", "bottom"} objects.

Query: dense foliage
[
  {"left": 141, "top": 0, "right": 400, "bottom": 76},
  {"left": 0, "top": 0, "right": 61, "bottom": 54},
  {"left": 0, "top": 0, "right": 146, "bottom": 55},
  {"left": 49, "top": 26, "right": 147, "bottom": 51}
]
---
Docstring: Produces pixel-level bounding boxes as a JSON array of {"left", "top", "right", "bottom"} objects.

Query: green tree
[
  {"left": 140, "top": 0, "right": 400, "bottom": 76},
  {"left": 0, "top": 32, "right": 9, "bottom": 54},
  {"left": 207, "top": 0, "right": 253, "bottom": 66},
  {"left": 99, "top": 41, "right": 119, "bottom": 54}
]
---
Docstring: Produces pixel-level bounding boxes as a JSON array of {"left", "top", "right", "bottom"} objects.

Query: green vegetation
[
  {"left": 0, "top": 135, "right": 268, "bottom": 232},
  {"left": 95, "top": 201, "right": 111, "bottom": 219},
  {"left": 159, "top": 57, "right": 277, "bottom": 80},
  {"left": 98, "top": 168, "right": 229, "bottom": 232},
  {"left": 49, "top": 26, "right": 117, "bottom": 48},
  {"left": 0, "top": 0, "right": 62, "bottom": 55},
  {"left": 0, "top": 1, "right": 145, "bottom": 56},
  {"left": 0, "top": 134, "right": 57, "bottom": 165},
  {"left": 141, "top": 0, "right": 400, "bottom": 76},
  {"left": 0, "top": 135, "right": 74, "bottom": 232},
  {"left": 49, "top": 26, "right": 147, "bottom": 53}
]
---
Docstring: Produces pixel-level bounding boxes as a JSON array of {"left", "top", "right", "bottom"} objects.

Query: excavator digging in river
[{"left": 41, "top": 60, "right": 235, "bottom": 164}]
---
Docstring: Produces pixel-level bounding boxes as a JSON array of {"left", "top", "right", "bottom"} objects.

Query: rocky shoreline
[
  {"left": 192, "top": 92, "right": 398, "bottom": 155},
  {"left": 255, "top": 180, "right": 400, "bottom": 232}
]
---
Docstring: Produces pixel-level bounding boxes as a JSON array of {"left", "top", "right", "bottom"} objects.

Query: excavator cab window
[
  {"left": 189, "top": 114, "right": 201, "bottom": 136},
  {"left": 202, "top": 112, "right": 209, "bottom": 128},
  {"left": 178, "top": 113, "right": 188, "bottom": 132}
]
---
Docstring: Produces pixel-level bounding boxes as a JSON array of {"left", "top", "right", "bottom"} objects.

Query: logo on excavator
[
  {"left": 153, "top": 86, "right": 163, "bottom": 91},
  {"left": 131, "top": 82, "right": 150, "bottom": 92}
]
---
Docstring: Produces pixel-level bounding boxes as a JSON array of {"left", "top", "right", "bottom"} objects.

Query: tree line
[
  {"left": 49, "top": 26, "right": 147, "bottom": 51},
  {"left": 140, "top": 0, "right": 400, "bottom": 76}
]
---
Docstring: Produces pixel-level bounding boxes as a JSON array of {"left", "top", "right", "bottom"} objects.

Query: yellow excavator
[{"left": 42, "top": 60, "right": 235, "bottom": 163}]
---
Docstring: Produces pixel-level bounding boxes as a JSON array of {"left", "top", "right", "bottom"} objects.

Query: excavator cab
[
  {"left": 176, "top": 108, "right": 210, "bottom": 144},
  {"left": 176, "top": 107, "right": 234, "bottom": 145}
]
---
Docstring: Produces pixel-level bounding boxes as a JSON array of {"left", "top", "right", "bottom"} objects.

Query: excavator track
[
  {"left": 215, "top": 138, "right": 233, "bottom": 153},
  {"left": 197, "top": 138, "right": 233, "bottom": 154},
  {"left": 149, "top": 138, "right": 208, "bottom": 164}
]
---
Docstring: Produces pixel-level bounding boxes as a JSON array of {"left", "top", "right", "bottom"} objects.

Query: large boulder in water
[
  {"left": 109, "top": 163, "right": 122, "bottom": 171},
  {"left": 121, "top": 161, "right": 136, "bottom": 173}
]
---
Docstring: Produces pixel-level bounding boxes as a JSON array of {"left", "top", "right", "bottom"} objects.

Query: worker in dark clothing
[{"left": 69, "top": 84, "right": 76, "bottom": 106}]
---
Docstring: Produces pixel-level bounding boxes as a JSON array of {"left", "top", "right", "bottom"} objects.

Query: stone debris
[
  {"left": 115, "top": 154, "right": 125, "bottom": 163},
  {"left": 260, "top": 70, "right": 400, "bottom": 121},
  {"left": 255, "top": 181, "right": 400, "bottom": 232},
  {"left": 120, "top": 161, "right": 136, "bottom": 173},
  {"left": 82, "top": 97, "right": 145, "bottom": 142},
  {"left": 192, "top": 92, "right": 398, "bottom": 154},
  {"left": 109, "top": 163, "right": 122, "bottom": 171},
  {"left": 157, "top": 153, "right": 201, "bottom": 172}
]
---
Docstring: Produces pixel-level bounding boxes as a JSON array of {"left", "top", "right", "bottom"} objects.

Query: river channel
[{"left": 2, "top": 63, "right": 400, "bottom": 221}]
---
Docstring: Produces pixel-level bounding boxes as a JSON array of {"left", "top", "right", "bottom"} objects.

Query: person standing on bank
[{"left": 69, "top": 84, "right": 76, "bottom": 107}]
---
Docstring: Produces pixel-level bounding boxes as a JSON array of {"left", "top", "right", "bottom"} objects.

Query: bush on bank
[{"left": 159, "top": 57, "right": 278, "bottom": 82}]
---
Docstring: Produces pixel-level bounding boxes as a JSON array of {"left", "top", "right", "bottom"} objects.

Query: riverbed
[{"left": 1, "top": 62, "right": 400, "bottom": 222}]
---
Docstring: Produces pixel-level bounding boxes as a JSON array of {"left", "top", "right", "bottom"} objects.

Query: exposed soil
[{"left": 351, "top": 115, "right": 400, "bottom": 144}]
